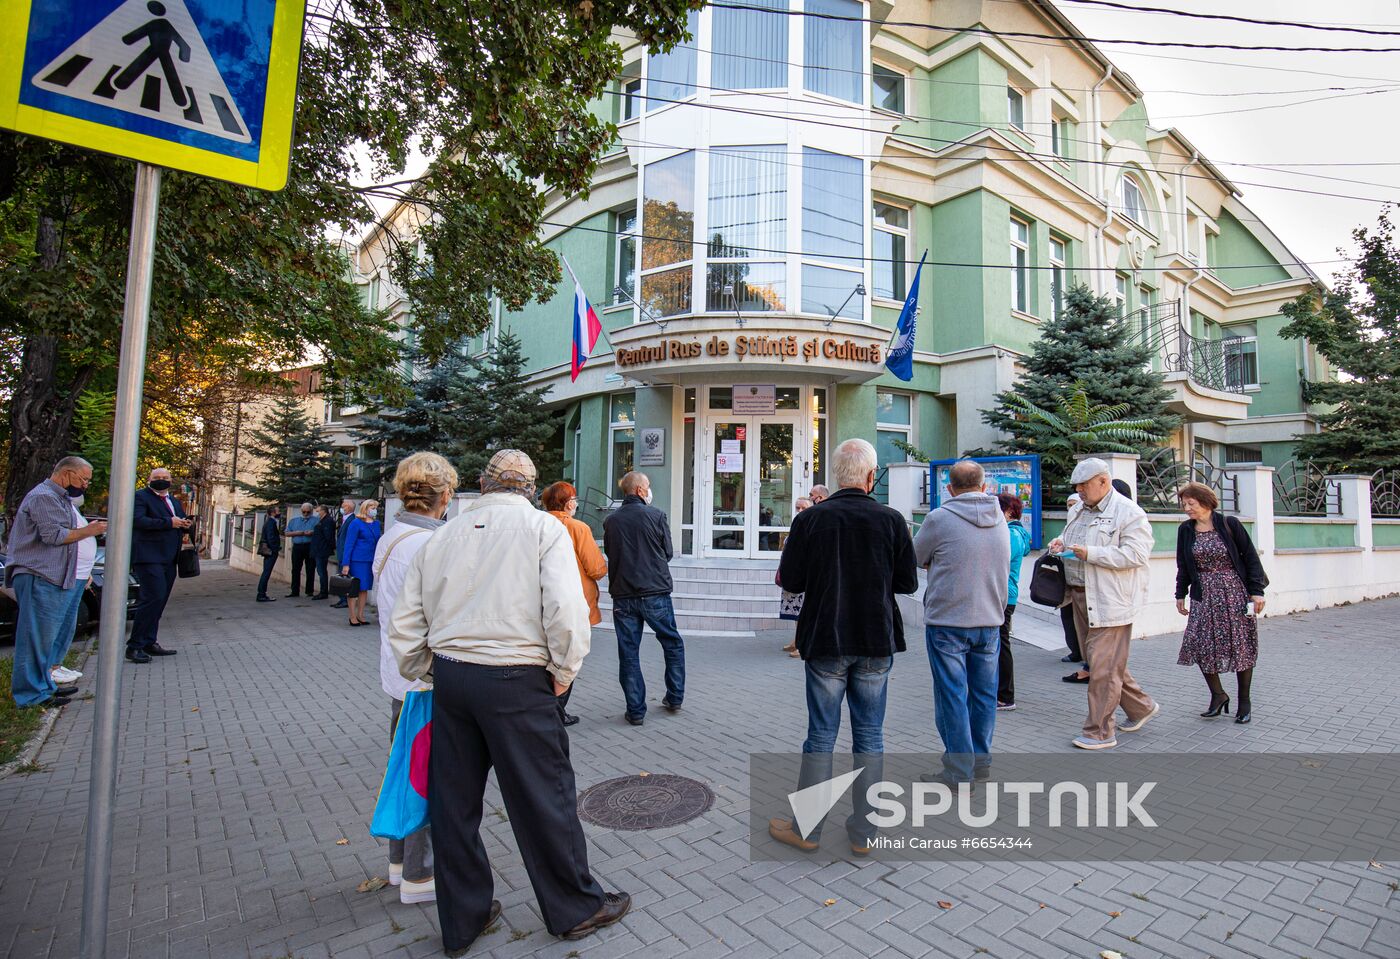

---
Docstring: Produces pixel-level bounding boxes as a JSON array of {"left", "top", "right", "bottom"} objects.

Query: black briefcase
[
  {"left": 330, "top": 574, "right": 361, "bottom": 597},
  {"left": 1028, "top": 554, "right": 1067, "bottom": 607},
  {"left": 176, "top": 548, "right": 200, "bottom": 578}
]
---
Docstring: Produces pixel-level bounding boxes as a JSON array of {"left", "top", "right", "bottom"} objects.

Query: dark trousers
[
  {"left": 1061, "top": 603, "right": 1084, "bottom": 664},
  {"left": 430, "top": 658, "right": 604, "bottom": 947},
  {"left": 998, "top": 605, "right": 1016, "bottom": 704},
  {"left": 311, "top": 552, "right": 330, "bottom": 596},
  {"left": 256, "top": 553, "right": 278, "bottom": 599},
  {"left": 612, "top": 594, "right": 685, "bottom": 721},
  {"left": 289, "top": 543, "right": 314, "bottom": 596},
  {"left": 129, "top": 561, "right": 177, "bottom": 650}
]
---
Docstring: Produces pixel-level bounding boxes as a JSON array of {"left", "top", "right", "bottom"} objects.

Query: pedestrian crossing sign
[{"left": 1, "top": 0, "right": 306, "bottom": 190}]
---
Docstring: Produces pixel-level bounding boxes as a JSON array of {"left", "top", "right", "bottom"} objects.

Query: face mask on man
[
  {"left": 301, "top": 508, "right": 312, "bottom": 516},
  {"left": 641, "top": 488, "right": 653, "bottom": 505},
  {"left": 65, "top": 484, "right": 86, "bottom": 498},
  {"left": 150, "top": 479, "right": 172, "bottom": 492},
  {"left": 71, "top": 494, "right": 85, "bottom": 508}
]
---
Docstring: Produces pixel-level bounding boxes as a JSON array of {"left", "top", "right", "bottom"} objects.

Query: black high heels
[
  {"left": 1235, "top": 703, "right": 1252, "bottom": 724},
  {"left": 1201, "top": 694, "right": 1230, "bottom": 718}
]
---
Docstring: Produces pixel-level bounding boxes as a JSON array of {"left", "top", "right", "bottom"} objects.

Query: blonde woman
[
  {"left": 374, "top": 452, "right": 457, "bottom": 903},
  {"left": 340, "top": 498, "right": 381, "bottom": 626}
]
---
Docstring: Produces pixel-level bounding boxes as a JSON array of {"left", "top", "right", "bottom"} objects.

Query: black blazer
[
  {"left": 260, "top": 516, "right": 283, "bottom": 556},
  {"left": 777, "top": 487, "right": 919, "bottom": 660},
  {"left": 131, "top": 487, "right": 186, "bottom": 565},
  {"left": 1175, "top": 511, "right": 1269, "bottom": 601},
  {"left": 311, "top": 515, "right": 337, "bottom": 557},
  {"left": 602, "top": 496, "right": 674, "bottom": 598}
]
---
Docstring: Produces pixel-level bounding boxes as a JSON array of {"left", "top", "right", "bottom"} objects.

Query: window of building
[
  {"left": 1120, "top": 174, "right": 1148, "bottom": 227},
  {"left": 640, "top": 151, "right": 695, "bottom": 318},
  {"left": 804, "top": 0, "right": 862, "bottom": 103},
  {"left": 1007, "top": 87, "right": 1025, "bottom": 132},
  {"left": 1051, "top": 117, "right": 1071, "bottom": 159},
  {"left": 646, "top": 9, "right": 698, "bottom": 108},
  {"left": 613, "top": 210, "right": 637, "bottom": 306},
  {"left": 365, "top": 275, "right": 380, "bottom": 311},
  {"left": 622, "top": 75, "right": 642, "bottom": 121},
  {"left": 801, "top": 148, "right": 864, "bottom": 318},
  {"left": 707, "top": 145, "right": 787, "bottom": 312},
  {"left": 1185, "top": 210, "right": 1201, "bottom": 262},
  {"left": 810, "top": 388, "right": 827, "bottom": 489},
  {"left": 712, "top": 0, "right": 787, "bottom": 90},
  {"left": 873, "top": 202, "right": 909, "bottom": 301},
  {"left": 609, "top": 394, "right": 636, "bottom": 497},
  {"left": 875, "top": 390, "right": 913, "bottom": 504},
  {"left": 1225, "top": 444, "right": 1263, "bottom": 465},
  {"left": 1114, "top": 272, "right": 1129, "bottom": 315},
  {"left": 1010, "top": 217, "right": 1029, "bottom": 314},
  {"left": 872, "top": 65, "right": 906, "bottom": 114},
  {"left": 1049, "top": 236, "right": 1067, "bottom": 320},
  {"left": 1224, "top": 323, "right": 1259, "bottom": 390}
]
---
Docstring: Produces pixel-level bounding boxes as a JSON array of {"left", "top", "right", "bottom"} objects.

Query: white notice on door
[
  {"left": 716, "top": 453, "right": 744, "bottom": 473},
  {"left": 720, "top": 439, "right": 741, "bottom": 455}
]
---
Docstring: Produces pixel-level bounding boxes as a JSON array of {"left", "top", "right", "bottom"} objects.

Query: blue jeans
[
  {"left": 10, "top": 574, "right": 85, "bottom": 707},
  {"left": 925, "top": 625, "right": 1000, "bottom": 782},
  {"left": 798, "top": 655, "right": 892, "bottom": 842},
  {"left": 256, "top": 553, "right": 278, "bottom": 599},
  {"left": 46, "top": 577, "right": 88, "bottom": 676},
  {"left": 612, "top": 595, "right": 685, "bottom": 720}
]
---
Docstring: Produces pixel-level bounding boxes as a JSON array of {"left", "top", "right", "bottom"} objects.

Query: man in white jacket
[
  {"left": 1048, "top": 458, "right": 1160, "bottom": 750},
  {"left": 389, "top": 450, "right": 631, "bottom": 954}
]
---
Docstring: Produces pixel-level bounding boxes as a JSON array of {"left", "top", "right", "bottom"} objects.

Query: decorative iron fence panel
[
  {"left": 1136, "top": 447, "right": 1239, "bottom": 514},
  {"left": 1121, "top": 299, "right": 1245, "bottom": 395},
  {"left": 1372, "top": 470, "right": 1400, "bottom": 517},
  {"left": 1273, "top": 460, "right": 1339, "bottom": 516}
]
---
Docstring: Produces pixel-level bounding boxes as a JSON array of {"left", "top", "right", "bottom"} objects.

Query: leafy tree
[
  {"left": 238, "top": 391, "right": 350, "bottom": 506},
  {"left": 983, "top": 283, "right": 1179, "bottom": 490},
  {"left": 998, "top": 384, "right": 1166, "bottom": 482},
  {"left": 0, "top": 0, "right": 697, "bottom": 520},
  {"left": 1280, "top": 212, "right": 1400, "bottom": 471},
  {"left": 353, "top": 343, "right": 472, "bottom": 489},
  {"left": 452, "top": 330, "right": 562, "bottom": 484},
  {"left": 73, "top": 389, "right": 116, "bottom": 507}
]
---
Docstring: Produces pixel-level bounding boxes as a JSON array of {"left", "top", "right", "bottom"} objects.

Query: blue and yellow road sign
[{"left": 1, "top": 0, "right": 306, "bottom": 190}]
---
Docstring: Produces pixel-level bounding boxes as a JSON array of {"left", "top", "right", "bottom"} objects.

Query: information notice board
[{"left": 928, "top": 455, "right": 1043, "bottom": 549}]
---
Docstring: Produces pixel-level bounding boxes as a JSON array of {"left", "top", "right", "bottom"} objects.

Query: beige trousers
[{"left": 1070, "top": 587, "right": 1155, "bottom": 741}]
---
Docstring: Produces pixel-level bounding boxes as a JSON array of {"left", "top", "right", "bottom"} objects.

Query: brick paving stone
[{"left": 3, "top": 563, "right": 1400, "bottom": 957}]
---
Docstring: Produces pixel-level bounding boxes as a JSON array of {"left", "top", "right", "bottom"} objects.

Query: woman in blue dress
[{"left": 340, "top": 498, "right": 382, "bottom": 626}]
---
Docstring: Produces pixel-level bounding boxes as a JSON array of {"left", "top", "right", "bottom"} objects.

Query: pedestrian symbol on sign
[{"left": 31, "top": 0, "right": 251, "bottom": 143}]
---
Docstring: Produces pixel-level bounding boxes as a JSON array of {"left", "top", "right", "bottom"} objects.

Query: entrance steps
[{"left": 596, "top": 557, "right": 785, "bottom": 638}]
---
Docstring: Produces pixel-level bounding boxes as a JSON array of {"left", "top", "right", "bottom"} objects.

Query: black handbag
[
  {"left": 1028, "top": 554, "right": 1067, "bottom": 607},
  {"left": 176, "top": 547, "right": 200, "bottom": 578},
  {"left": 330, "top": 574, "right": 361, "bottom": 597}
]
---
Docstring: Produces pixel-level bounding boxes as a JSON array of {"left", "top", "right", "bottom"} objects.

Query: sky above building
[{"left": 1053, "top": 0, "right": 1400, "bottom": 285}]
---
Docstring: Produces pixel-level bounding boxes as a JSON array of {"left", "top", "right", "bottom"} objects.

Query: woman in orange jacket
[{"left": 542, "top": 481, "right": 607, "bottom": 725}]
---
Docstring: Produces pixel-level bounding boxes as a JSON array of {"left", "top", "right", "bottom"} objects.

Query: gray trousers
[{"left": 390, "top": 697, "right": 434, "bottom": 882}]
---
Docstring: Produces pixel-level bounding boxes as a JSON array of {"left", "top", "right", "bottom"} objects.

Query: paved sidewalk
[{"left": 2, "top": 563, "right": 1398, "bottom": 959}]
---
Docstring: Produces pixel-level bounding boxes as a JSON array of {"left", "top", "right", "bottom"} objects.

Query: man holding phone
[{"left": 128, "top": 467, "right": 193, "bottom": 663}]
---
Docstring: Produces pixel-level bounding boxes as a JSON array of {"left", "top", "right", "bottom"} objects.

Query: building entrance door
[{"left": 705, "top": 416, "right": 799, "bottom": 557}]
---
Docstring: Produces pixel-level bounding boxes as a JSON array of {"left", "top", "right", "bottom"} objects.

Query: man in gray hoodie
[{"left": 913, "top": 460, "right": 1010, "bottom": 784}]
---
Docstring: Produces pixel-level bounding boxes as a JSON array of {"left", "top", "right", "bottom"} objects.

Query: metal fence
[
  {"left": 1273, "top": 460, "right": 1340, "bottom": 516},
  {"left": 1123, "top": 299, "right": 1245, "bottom": 395},
  {"left": 1136, "top": 447, "right": 1239, "bottom": 513},
  {"left": 1372, "top": 469, "right": 1400, "bottom": 517},
  {"left": 231, "top": 512, "right": 259, "bottom": 551}
]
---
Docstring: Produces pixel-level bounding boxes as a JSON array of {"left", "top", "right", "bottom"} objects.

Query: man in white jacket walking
[
  {"left": 390, "top": 450, "right": 631, "bottom": 954},
  {"left": 1048, "top": 458, "right": 1160, "bottom": 750}
]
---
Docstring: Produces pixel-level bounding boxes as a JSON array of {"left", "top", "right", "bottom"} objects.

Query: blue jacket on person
[
  {"left": 132, "top": 487, "right": 187, "bottom": 566},
  {"left": 1006, "top": 521, "right": 1031, "bottom": 607},
  {"left": 340, "top": 517, "right": 381, "bottom": 566}
]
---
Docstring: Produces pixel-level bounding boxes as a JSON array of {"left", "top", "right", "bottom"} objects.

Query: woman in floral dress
[{"left": 1174, "top": 482, "right": 1269, "bottom": 724}]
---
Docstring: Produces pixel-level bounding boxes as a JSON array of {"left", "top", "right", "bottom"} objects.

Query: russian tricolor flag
[{"left": 563, "top": 257, "right": 602, "bottom": 382}]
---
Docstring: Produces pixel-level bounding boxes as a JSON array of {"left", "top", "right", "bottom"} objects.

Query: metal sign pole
[{"left": 78, "top": 161, "right": 163, "bottom": 959}]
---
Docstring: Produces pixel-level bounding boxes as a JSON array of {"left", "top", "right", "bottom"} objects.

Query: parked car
[{"left": 0, "top": 549, "right": 139, "bottom": 646}]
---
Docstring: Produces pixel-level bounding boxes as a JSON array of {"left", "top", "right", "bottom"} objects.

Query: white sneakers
[
  {"left": 400, "top": 877, "right": 436, "bottom": 904},
  {"left": 1119, "top": 701, "right": 1161, "bottom": 733},
  {"left": 51, "top": 666, "right": 82, "bottom": 684},
  {"left": 388, "top": 863, "right": 402, "bottom": 886},
  {"left": 1072, "top": 736, "right": 1117, "bottom": 750}
]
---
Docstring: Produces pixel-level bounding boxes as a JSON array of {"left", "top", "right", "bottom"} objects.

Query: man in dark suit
[
  {"left": 310, "top": 505, "right": 336, "bottom": 600},
  {"left": 331, "top": 498, "right": 354, "bottom": 609},
  {"left": 128, "top": 467, "right": 193, "bottom": 663}
]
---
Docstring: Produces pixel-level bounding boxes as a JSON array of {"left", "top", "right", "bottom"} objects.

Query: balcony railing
[{"left": 1122, "top": 300, "right": 1245, "bottom": 395}]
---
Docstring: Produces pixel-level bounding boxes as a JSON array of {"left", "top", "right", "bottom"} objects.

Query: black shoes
[
  {"left": 330, "top": 600, "right": 348, "bottom": 609},
  {"left": 1201, "top": 695, "right": 1230, "bottom": 718},
  {"left": 444, "top": 900, "right": 503, "bottom": 958},
  {"left": 1062, "top": 671, "right": 1090, "bottom": 683},
  {"left": 147, "top": 645, "right": 177, "bottom": 656},
  {"left": 625, "top": 715, "right": 644, "bottom": 726},
  {"left": 311, "top": 594, "right": 329, "bottom": 601},
  {"left": 1235, "top": 702, "right": 1252, "bottom": 724},
  {"left": 257, "top": 595, "right": 275, "bottom": 603},
  {"left": 562, "top": 713, "right": 580, "bottom": 726},
  {"left": 662, "top": 700, "right": 682, "bottom": 713},
  {"left": 285, "top": 592, "right": 300, "bottom": 598},
  {"left": 562, "top": 892, "right": 632, "bottom": 941},
  {"left": 54, "top": 684, "right": 79, "bottom": 697},
  {"left": 125, "top": 648, "right": 152, "bottom": 664},
  {"left": 36, "top": 695, "right": 72, "bottom": 709}
]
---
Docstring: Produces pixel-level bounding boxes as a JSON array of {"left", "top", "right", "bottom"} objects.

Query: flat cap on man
[{"left": 1070, "top": 457, "right": 1111, "bottom": 485}]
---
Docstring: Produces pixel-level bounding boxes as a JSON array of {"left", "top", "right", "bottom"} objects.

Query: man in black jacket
[
  {"left": 128, "top": 467, "right": 193, "bottom": 663},
  {"left": 603, "top": 471, "right": 684, "bottom": 726},
  {"left": 768, "top": 438, "right": 918, "bottom": 855},
  {"left": 309, "top": 505, "right": 337, "bottom": 599}
]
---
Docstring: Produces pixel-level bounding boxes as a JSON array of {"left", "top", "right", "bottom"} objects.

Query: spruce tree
[
  {"left": 983, "top": 283, "right": 1179, "bottom": 491},
  {"left": 451, "top": 330, "right": 562, "bottom": 484},
  {"left": 239, "top": 390, "right": 350, "bottom": 506},
  {"left": 1279, "top": 213, "right": 1400, "bottom": 472},
  {"left": 353, "top": 344, "right": 471, "bottom": 487}
]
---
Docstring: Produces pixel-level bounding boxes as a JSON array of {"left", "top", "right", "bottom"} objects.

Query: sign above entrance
[
  {"left": 612, "top": 331, "right": 886, "bottom": 379},
  {"left": 733, "top": 384, "right": 776, "bottom": 415},
  {"left": 3, "top": 0, "right": 307, "bottom": 189}
]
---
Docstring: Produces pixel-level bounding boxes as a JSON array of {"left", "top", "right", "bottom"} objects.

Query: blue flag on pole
[{"left": 885, "top": 251, "right": 926, "bottom": 382}]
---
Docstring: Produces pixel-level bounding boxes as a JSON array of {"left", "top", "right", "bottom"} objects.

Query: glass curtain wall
[
  {"left": 802, "top": 148, "right": 864, "bottom": 318},
  {"left": 641, "top": 151, "right": 696, "bottom": 318},
  {"left": 803, "top": 0, "right": 862, "bottom": 102},
  {"left": 712, "top": 0, "right": 787, "bottom": 90},
  {"left": 707, "top": 146, "right": 787, "bottom": 312},
  {"left": 647, "top": 9, "right": 699, "bottom": 107}
]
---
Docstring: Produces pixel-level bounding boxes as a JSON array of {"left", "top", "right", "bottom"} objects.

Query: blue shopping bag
[{"left": 370, "top": 689, "right": 432, "bottom": 840}]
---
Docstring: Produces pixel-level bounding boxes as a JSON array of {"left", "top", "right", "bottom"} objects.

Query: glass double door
[{"left": 706, "top": 416, "right": 799, "bottom": 557}]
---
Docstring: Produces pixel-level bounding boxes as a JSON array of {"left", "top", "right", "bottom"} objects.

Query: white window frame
[
  {"left": 872, "top": 64, "right": 907, "bottom": 115},
  {"left": 1224, "top": 329, "right": 1260, "bottom": 391},
  {"left": 614, "top": 209, "right": 637, "bottom": 305},
  {"left": 1007, "top": 87, "right": 1025, "bottom": 132},
  {"left": 875, "top": 390, "right": 914, "bottom": 505},
  {"left": 1114, "top": 272, "right": 1128, "bottom": 315},
  {"left": 622, "top": 75, "right": 642, "bottom": 122},
  {"left": 1049, "top": 236, "right": 1067, "bottom": 321},
  {"left": 1224, "top": 444, "right": 1263, "bottom": 466},
  {"left": 1010, "top": 217, "right": 1030, "bottom": 315},
  {"left": 873, "top": 201, "right": 910, "bottom": 302},
  {"left": 1120, "top": 175, "right": 1148, "bottom": 227},
  {"left": 608, "top": 394, "right": 637, "bottom": 501},
  {"left": 1051, "top": 117, "right": 1070, "bottom": 159}
]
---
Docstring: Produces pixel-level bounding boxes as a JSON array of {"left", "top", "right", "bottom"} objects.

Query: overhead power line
[{"left": 1047, "top": 0, "right": 1400, "bottom": 38}]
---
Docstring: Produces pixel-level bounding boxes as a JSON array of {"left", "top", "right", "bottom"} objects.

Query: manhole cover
[{"left": 577, "top": 774, "right": 714, "bottom": 830}]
